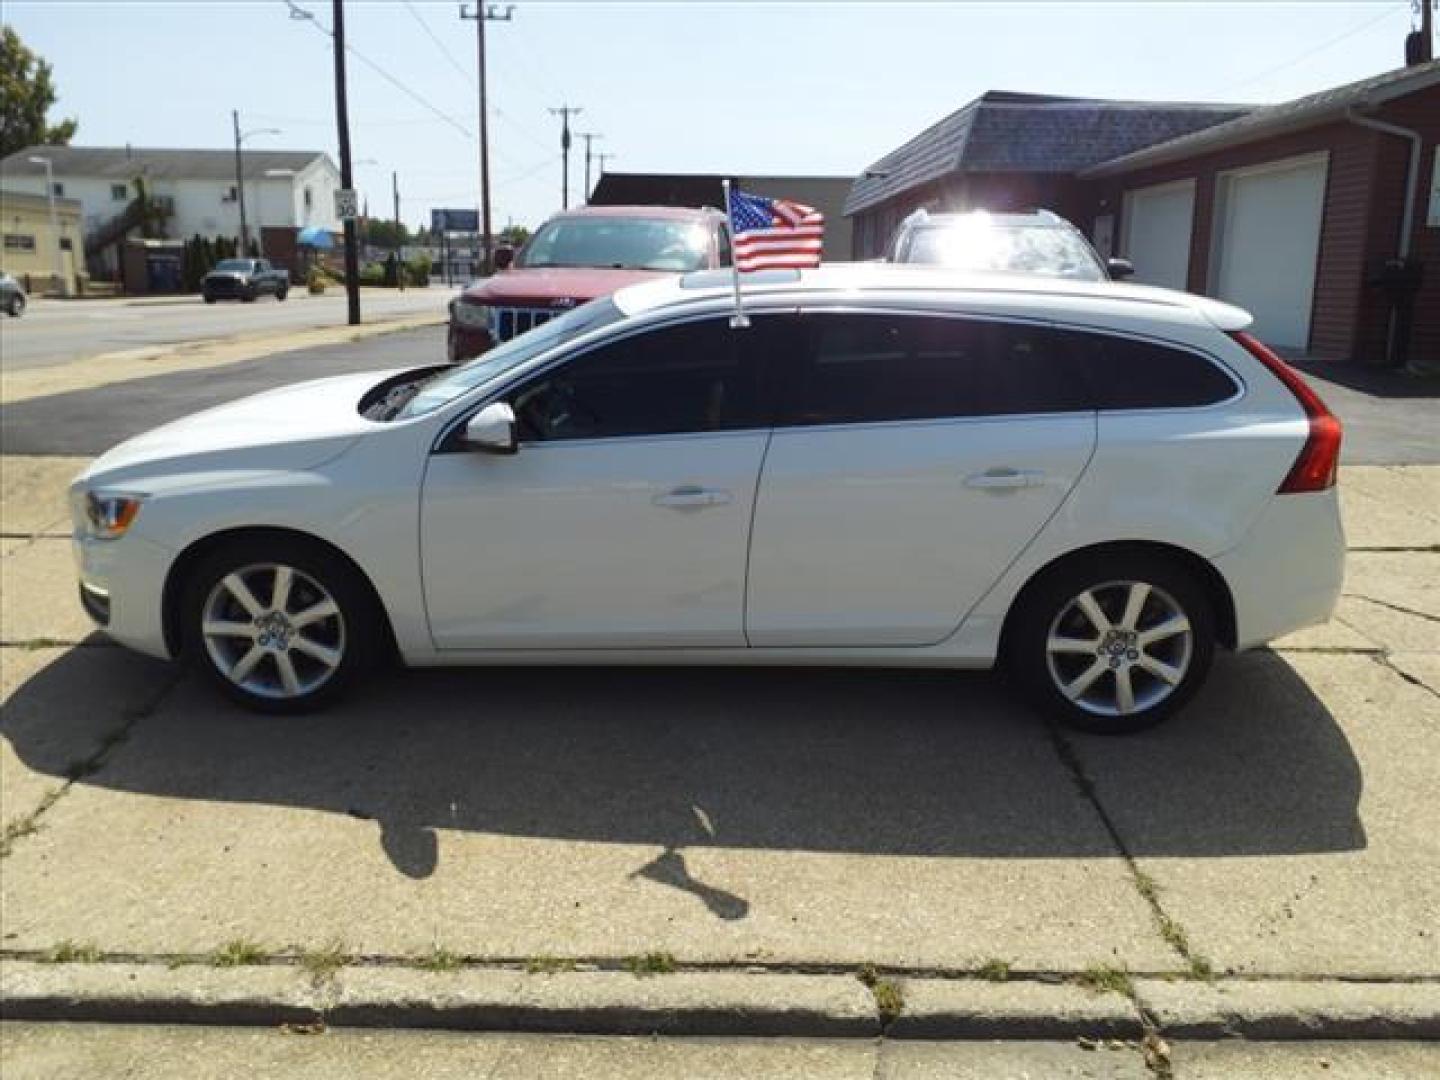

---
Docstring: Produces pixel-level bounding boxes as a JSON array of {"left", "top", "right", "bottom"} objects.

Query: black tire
[
  {"left": 180, "top": 535, "right": 384, "bottom": 714},
  {"left": 204, "top": 294, "right": 217, "bottom": 304},
  {"left": 276, "top": 287, "right": 289, "bottom": 302},
  {"left": 1007, "top": 551, "right": 1215, "bottom": 735},
  {"left": 241, "top": 288, "right": 257, "bottom": 303},
  {"left": 8, "top": 295, "right": 23, "bottom": 317}
]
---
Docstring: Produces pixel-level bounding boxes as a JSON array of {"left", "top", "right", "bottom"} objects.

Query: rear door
[{"left": 744, "top": 310, "right": 1097, "bottom": 647}]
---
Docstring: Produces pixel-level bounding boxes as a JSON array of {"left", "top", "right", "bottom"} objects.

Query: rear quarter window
[{"left": 1072, "top": 332, "right": 1238, "bottom": 409}]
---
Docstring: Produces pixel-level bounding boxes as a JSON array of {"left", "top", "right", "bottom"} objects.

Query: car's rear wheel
[
  {"left": 204, "top": 294, "right": 217, "bottom": 304},
  {"left": 276, "top": 287, "right": 288, "bottom": 301},
  {"left": 181, "top": 537, "right": 381, "bottom": 713},
  {"left": 1009, "top": 553, "right": 1215, "bottom": 734}
]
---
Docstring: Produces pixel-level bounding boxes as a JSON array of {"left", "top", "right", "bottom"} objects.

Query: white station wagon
[{"left": 71, "top": 265, "right": 1345, "bottom": 733}]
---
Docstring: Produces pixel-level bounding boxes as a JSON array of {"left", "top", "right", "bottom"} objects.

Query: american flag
[{"left": 727, "top": 188, "right": 825, "bottom": 271}]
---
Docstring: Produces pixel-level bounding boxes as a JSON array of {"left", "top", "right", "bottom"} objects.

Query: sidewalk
[{"left": 1, "top": 460, "right": 1436, "bottom": 1047}]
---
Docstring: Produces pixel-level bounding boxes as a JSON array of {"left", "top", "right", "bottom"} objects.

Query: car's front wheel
[
  {"left": 1008, "top": 553, "right": 1215, "bottom": 734},
  {"left": 7, "top": 294, "right": 24, "bottom": 317},
  {"left": 181, "top": 537, "right": 382, "bottom": 713},
  {"left": 276, "top": 287, "right": 289, "bottom": 301}
]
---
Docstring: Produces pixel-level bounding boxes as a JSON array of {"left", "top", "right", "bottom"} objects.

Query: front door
[
  {"left": 745, "top": 311, "right": 1097, "bottom": 647},
  {"left": 421, "top": 316, "right": 770, "bottom": 649}
]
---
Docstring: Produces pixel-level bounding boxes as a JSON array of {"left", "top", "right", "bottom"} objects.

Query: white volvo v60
[{"left": 70, "top": 265, "right": 1344, "bottom": 733}]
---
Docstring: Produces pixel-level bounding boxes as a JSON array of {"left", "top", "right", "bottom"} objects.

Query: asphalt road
[
  {"left": 2, "top": 325, "right": 1435, "bottom": 463},
  {"left": 0, "top": 288, "right": 453, "bottom": 370}
]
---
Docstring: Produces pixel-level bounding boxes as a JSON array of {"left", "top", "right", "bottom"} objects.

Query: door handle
[
  {"left": 964, "top": 468, "right": 1045, "bottom": 491},
  {"left": 653, "top": 485, "right": 733, "bottom": 509}
]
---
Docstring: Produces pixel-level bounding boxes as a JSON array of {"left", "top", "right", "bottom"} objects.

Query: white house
[{"left": 0, "top": 146, "right": 342, "bottom": 275}]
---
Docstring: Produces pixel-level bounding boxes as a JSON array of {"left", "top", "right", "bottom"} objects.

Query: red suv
[{"left": 447, "top": 205, "right": 731, "bottom": 363}]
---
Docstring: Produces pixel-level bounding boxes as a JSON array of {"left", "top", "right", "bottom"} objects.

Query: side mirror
[
  {"left": 462, "top": 402, "right": 518, "bottom": 455},
  {"left": 1107, "top": 257, "right": 1135, "bottom": 280},
  {"left": 493, "top": 246, "right": 514, "bottom": 271}
]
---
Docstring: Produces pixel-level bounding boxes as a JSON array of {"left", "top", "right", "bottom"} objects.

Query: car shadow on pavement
[{"left": 3, "top": 647, "right": 1364, "bottom": 885}]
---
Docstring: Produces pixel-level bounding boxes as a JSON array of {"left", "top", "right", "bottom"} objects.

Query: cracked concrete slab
[
  {"left": 0, "top": 456, "right": 85, "bottom": 536},
  {"left": 0, "top": 661, "right": 1176, "bottom": 973},
  {"left": 1, "top": 646, "right": 172, "bottom": 834},
  {"left": 1389, "top": 651, "right": 1440, "bottom": 699},
  {"left": 1069, "top": 651, "right": 1440, "bottom": 978},
  {"left": 0, "top": 538, "right": 97, "bottom": 645},
  {"left": 1339, "top": 467, "right": 1440, "bottom": 550},
  {"left": 1175, "top": 1040, "right": 1440, "bottom": 1079}
]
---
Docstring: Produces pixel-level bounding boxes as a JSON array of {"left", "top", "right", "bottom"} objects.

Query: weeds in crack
[
  {"left": 857, "top": 963, "right": 905, "bottom": 1026},
  {"left": 1076, "top": 963, "right": 1134, "bottom": 997},
  {"left": 212, "top": 938, "right": 269, "bottom": 967},
  {"left": 297, "top": 939, "right": 350, "bottom": 982},
  {"left": 976, "top": 958, "right": 1012, "bottom": 982},
  {"left": 43, "top": 940, "right": 101, "bottom": 964},
  {"left": 416, "top": 946, "right": 462, "bottom": 973},
  {"left": 624, "top": 951, "right": 677, "bottom": 977}
]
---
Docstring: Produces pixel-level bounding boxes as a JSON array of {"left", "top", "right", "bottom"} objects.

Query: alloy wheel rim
[
  {"left": 201, "top": 563, "right": 345, "bottom": 700},
  {"left": 1044, "top": 580, "right": 1193, "bottom": 717}
]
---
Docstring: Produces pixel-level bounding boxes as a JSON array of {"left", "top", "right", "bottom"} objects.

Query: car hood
[
  {"left": 462, "top": 266, "right": 668, "bottom": 305},
  {"left": 78, "top": 370, "right": 390, "bottom": 489}
]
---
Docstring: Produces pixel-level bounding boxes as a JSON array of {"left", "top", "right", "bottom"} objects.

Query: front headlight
[
  {"left": 78, "top": 491, "right": 145, "bottom": 540},
  {"left": 452, "top": 301, "right": 492, "bottom": 330}
]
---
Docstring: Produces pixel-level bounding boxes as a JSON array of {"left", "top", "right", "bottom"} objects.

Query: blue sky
[{"left": 4, "top": 1, "right": 1424, "bottom": 231}]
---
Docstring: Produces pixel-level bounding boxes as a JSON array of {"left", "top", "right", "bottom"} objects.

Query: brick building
[{"left": 848, "top": 61, "right": 1440, "bottom": 366}]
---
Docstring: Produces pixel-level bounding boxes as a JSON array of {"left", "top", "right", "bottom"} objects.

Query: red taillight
[{"left": 1230, "top": 331, "right": 1342, "bottom": 494}]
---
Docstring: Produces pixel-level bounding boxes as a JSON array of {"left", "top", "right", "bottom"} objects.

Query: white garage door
[
  {"left": 1211, "top": 154, "right": 1328, "bottom": 350},
  {"left": 1122, "top": 179, "right": 1195, "bottom": 290}
]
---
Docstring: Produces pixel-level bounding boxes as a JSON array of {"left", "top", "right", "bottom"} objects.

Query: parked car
[
  {"left": 887, "top": 208, "right": 1133, "bottom": 281},
  {"left": 70, "top": 264, "right": 1343, "bottom": 732},
  {"left": 1, "top": 272, "right": 26, "bottom": 317},
  {"left": 447, "top": 205, "right": 730, "bottom": 363},
  {"left": 202, "top": 258, "right": 290, "bottom": 303}
]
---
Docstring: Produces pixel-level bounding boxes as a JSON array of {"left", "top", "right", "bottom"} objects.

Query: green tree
[
  {"left": 1, "top": 26, "right": 78, "bottom": 158},
  {"left": 367, "top": 220, "right": 411, "bottom": 249},
  {"left": 499, "top": 225, "right": 530, "bottom": 248}
]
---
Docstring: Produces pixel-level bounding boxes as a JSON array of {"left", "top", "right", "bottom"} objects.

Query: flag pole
[{"left": 722, "top": 178, "right": 750, "bottom": 330}]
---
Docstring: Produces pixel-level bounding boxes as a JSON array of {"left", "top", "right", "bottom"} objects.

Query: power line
[
  {"left": 282, "top": 1, "right": 475, "bottom": 141},
  {"left": 1218, "top": 3, "right": 1409, "bottom": 94},
  {"left": 403, "top": 0, "right": 475, "bottom": 89}
]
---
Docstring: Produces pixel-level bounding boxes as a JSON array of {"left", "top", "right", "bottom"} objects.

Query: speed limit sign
[{"left": 334, "top": 188, "right": 359, "bottom": 220}]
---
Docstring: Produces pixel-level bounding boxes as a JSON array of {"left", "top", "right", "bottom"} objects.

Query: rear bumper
[{"left": 1212, "top": 489, "right": 1346, "bottom": 650}]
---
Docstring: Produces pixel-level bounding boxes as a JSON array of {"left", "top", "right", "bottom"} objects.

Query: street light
[
  {"left": 27, "top": 155, "right": 66, "bottom": 297},
  {"left": 232, "top": 113, "right": 281, "bottom": 257}
]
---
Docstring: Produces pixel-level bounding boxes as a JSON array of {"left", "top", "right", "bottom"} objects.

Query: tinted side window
[
  {"left": 509, "top": 319, "right": 761, "bottom": 441},
  {"left": 1073, "top": 332, "right": 1238, "bottom": 409},
  {"left": 782, "top": 314, "right": 1089, "bottom": 426}
]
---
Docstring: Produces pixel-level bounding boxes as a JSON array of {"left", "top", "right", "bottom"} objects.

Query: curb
[{"left": 6, "top": 962, "right": 1437, "bottom": 1040}]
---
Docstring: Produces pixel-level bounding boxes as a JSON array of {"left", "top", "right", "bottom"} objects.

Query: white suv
[{"left": 71, "top": 265, "right": 1344, "bottom": 733}]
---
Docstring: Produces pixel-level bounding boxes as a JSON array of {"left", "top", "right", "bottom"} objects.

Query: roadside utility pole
[
  {"left": 596, "top": 151, "right": 615, "bottom": 182},
  {"left": 392, "top": 170, "right": 404, "bottom": 289},
  {"left": 578, "top": 131, "right": 602, "bottom": 203},
  {"left": 549, "top": 104, "right": 582, "bottom": 209},
  {"left": 231, "top": 111, "right": 250, "bottom": 258},
  {"left": 460, "top": 4, "right": 512, "bottom": 275},
  {"left": 332, "top": 0, "right": 361, "bottom": 325}
]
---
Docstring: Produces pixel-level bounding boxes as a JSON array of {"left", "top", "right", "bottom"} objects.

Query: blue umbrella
[{"left": 297, "top": 226, "right": 333, "bottom": 249}]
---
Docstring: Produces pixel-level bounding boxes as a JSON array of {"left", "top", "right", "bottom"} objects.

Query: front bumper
[{"left": 72, "top": 531, "right": 175, "bottom": 659}]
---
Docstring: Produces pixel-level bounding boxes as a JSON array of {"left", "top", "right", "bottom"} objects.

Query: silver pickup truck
[{"left": 202, "top": 258, "right": 290, "bottom": 303}]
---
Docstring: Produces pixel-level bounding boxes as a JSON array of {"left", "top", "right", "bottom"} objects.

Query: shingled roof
[
  {"left": 0, "top": 146, "right": 333, "bottom": 184},
  {"left": 844, "top": 91, "right": 1251, "bottom": 216},
  {"left": 1083, "top": 59, "right": 1440, "bottom": 177}
]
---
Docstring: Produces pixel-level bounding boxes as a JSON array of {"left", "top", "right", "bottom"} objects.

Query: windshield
[
  {"left": 397, "top": 298, "right": 626, "bottom": 419},
  {"left": 214, "top": 259, "right": 255, "bottom": 273},
  {"left": 519, "top": 217, "right": 710, "bottom": 272},
  {"left": 905, "top": 223, "right": 1104, "bottom": 281}
]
